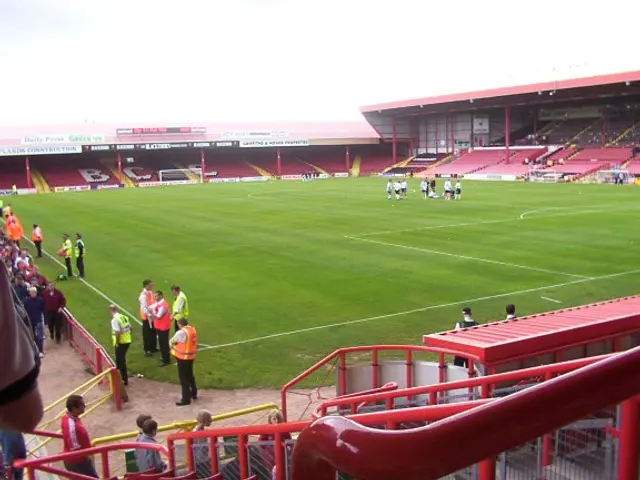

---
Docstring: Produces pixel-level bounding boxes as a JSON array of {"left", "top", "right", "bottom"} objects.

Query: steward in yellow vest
[
  {"left": 171, "top": 285, "right": 189, "bottom": 333},
  {"left": 171, "top": 318, "right": 197, "bottom": 406},
  {"left": 110, "top": 305, "right": 132, "bottom": 386}
]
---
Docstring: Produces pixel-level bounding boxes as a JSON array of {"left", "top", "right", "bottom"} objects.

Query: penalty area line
[{"left": 198, "top": 268, "right": 640, "bottom": 352}]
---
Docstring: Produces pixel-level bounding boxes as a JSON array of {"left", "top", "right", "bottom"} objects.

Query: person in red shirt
[
  {"left": 43, "top": 282, "right": 66, "bottom": 344},
  {"left": 148, "top": 291, "right": 171, "bottom": 367},
  {"left": 60, "top": 395, "right": 97, "bottom": 478}
]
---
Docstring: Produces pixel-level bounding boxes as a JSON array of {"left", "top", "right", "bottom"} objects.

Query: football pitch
[{"left": 13, "top": 178, "right": 640, "bottom": 389}]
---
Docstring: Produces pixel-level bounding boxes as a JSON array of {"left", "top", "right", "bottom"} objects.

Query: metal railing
[{"left": 290, "top": 346, "right": 640, "bottom": 480}]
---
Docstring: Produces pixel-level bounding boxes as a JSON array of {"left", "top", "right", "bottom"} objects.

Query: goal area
[
  {"left": 158, "top": 168, "right": 202, "bottom": 183},
  {"left": 596, "top": 170, "right": 633, "bottom": 185}
]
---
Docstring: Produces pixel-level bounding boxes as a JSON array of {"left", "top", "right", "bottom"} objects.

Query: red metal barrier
[
  {"left": 63, "top": 308, "right": 122, "bottom": 410},
  {"left": 167, "top": 401, "right": 487, "bottom": 480},
  {"left": 313, "top": 353, "right": 614, "bottom": 418},
  {"left": 291, "top": 346, "right": 640, "bottom": 480},
  {"left": 14, "top": 442, "right": 170, "bottom": 480},
  {"left": 280, "top": 345, "right": 470, "bottom": 420}
]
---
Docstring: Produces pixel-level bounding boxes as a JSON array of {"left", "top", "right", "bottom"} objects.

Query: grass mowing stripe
[
  {"left": 344, "top": 236, "right": 591, "bottom": 279},
  {"left": 198, "top": 268, "right": 640, "bottom": 351}
]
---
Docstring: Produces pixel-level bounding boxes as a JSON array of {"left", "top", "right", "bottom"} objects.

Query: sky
[{"left": 1, "top": 0, "right": 639, "bottom": 125}]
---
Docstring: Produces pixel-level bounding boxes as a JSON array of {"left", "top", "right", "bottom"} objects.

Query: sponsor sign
[
  {"left": 209, "top": 178, "right": 240, "bottom": 184},
  {"left": 281, "top": 174, "right": 302, "bottom": 180},
  {"left": 85, "top": 140, "right": 239, "bottom": 152},
  {"left": 17, "top": 188, "right": 38, "bottom": 195},
  {"left": 473, "top": 115, "right": 490, "bottom": 134},
  {"left": 334, "top": 172, "right": 349, "bottom": 177},
  {"left": 0, "top": 190, "right": 12, "bottom": 196},
  {"left": 463, "top": 174, "right": 518, "bottom": 181},
  {"left": 0, "top": 146, "right": 82, "bottom": 157},
  {"left": 239, "top": 176, "right": 270, "bottom": 182},
  {"left": 21, "top": 134, "right": 106, "bottom": 145},
  {"left": 222, "top": 130, "right": 288, "bottom": 139},
  {"left": 116, "top": 127, "right": 206, "bottom": 136},
  {"left": 240, "top": 139, "right": 309, "bottom": 148},
  {"left": 138, "top": 180, "right": 197, "bottom": 188},
  {"left": 141, "top": 143, "right": 189, "bottom": 150},
  {"left": 95, "top": 184, "right": 125, "bottom": 190},
  {"left": 317, "top": 174, "right": 329, "bottom": 179},
  {"left": 54, "top": 185, "right": 90, "bottom": 193}
]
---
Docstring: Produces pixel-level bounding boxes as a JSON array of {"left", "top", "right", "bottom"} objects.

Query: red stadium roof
[
  {"left": 423, "top": 296, "right": 640, "bottom": 366},
  {"left": 361, "top": 69, "right": 640, "bottom": 113},
  {"left": 0, "top": 121, "right": 379, "bottom": 147}
]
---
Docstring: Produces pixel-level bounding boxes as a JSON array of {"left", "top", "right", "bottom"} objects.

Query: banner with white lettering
[
  {"left": 240, "top": 140, "right": 309, "bottom": 148},
  {"left": 0, "top": 146, "right": 83, "bottom": 157},
  {"left": 21, "top": 134, "right": 106, "bottom": 145}
]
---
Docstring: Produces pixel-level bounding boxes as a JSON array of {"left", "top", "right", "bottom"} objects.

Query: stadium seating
[
  {"left": 33, "top": 156, "right": 119, "bottom": 188},
  {"left": 431, "top": 149, "right": 508, "bottom": 175},
  {"left": 545, "top": 118, "right": 596, "bottom": 145},
  {"left": 0, "top": 157, "right": 29, "bottom": 189},
  {"left": 624, "top": 160, "right": 640, "bottom": 174},
  {"left": 295, "top": 148, "right": 350, "bottom": 173},
  {"left": 545, "top": 146, "right": 578, "bottom": 162},
  {"left": 571, "top": 147, "right": 632, "bottom": 163},
  {"left": 550, "top": 162, "right": 610, "bottom": 175}
]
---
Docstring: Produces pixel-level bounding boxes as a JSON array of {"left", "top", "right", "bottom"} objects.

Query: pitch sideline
[
  {"left": 19, "top": 236, "right": 215, "bottom": 349},
  {"left": 198, "top": 268, "right": 640, "bottom": 351}
]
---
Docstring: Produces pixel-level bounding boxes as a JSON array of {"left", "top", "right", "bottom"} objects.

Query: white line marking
[
  {"left": 20, "top": 236, "right": 214, "bottom": 349},
  {"left": 198, "top": 269, "right": 640, "bottom": 351},
  {"left": 541, "top": 296, "right": 563, "bottom": 304},
  {"left": 357, "top": 204, "right": 640, "bottom": 237},
  {"left": 344, "top": 235, "right": 590, "bottom": 279}
]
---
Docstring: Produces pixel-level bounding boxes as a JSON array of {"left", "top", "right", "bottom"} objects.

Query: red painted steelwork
[
  {"left": 312, "top": 353, "right": 612, "bottom": 418},
  {"left": 423, "top": 295, "right": 640, "bottom": 365},
  {"left": 291, "top": 346, "right": 640, "bottom": 480},
  {"left": 280, "top": 345, "right": 437, "bottom": 421},
  {"left": 360, "top": 69, "right": 640, "bottom": 113}
]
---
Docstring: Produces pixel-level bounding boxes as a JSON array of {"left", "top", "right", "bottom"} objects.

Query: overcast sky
[{"left": 1, "top": 0, "right": 639, "bottom": 125}]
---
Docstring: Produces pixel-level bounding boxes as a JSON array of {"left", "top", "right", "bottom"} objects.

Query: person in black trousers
[
  {"left": 171, "top": 319, "right": 197, "bottom": 406},
  {"left": 75, "top": 233, "right": 85, "bottom": 279},
  {"left": 32, "top": 224, "right": 43, "bottom": 258},
  {"left": 62, "top": 234, "right": 73, "bottom": 277}
]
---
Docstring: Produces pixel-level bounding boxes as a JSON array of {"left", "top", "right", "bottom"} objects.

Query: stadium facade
[{"left": 1, "top": 69, "right": 640, "bottom": 194}]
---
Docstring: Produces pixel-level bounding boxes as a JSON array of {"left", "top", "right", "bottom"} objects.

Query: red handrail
[
  {"left": 313, "top": 353, "right": 613, "bottom": 418},
  {"left": 291, "top": 346, "right": 640, "bottom": 480},
  {"left": 14, "top": 442, "right": 170, "bottom": 480},
  {"left": 279, "top": 345, "right": 479, "bottom": 420}
]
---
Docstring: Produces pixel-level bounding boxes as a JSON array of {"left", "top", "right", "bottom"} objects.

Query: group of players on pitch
[{"left": 386, "top": 178, "right": 462, "bottom": 201}]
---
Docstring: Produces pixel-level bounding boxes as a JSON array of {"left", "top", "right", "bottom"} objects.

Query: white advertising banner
[
  {"left": 21, "top": 134, "right": 106, "bottom": 145},
  {"left": 334, "top": 172, "right": 349, "bottom": 178},
  {"left": 0, "top": 145, "right": 83, "bottom": 157},
  {"left": 240, "top": 139, "right": 309, "bottom": 148},
  {"left": 222, "top": 130, "right": 288, "bottom": 139}
]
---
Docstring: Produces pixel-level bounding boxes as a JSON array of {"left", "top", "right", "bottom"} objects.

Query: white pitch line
[
  {"left": 345, "top": 235, "right": 591, "bottom": 279},
  {"left": 356, "top": 203, "right": 639, "bottom": 238},
  {"left": 541, "top": 296, "right": 563, "bottom": 304},
  {"left": 19, "top": 236, "right": 214, "bottom": 349},
  {"left": 198, "top": 268, "right": 640, "bottom": 351}
]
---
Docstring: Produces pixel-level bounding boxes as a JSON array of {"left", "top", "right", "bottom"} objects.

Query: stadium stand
[
  {"left": 0, "top": 156, "right": 29, "bottom": 189},
  {"left": 430, "top": 149, "right": 508, "bottom": 176},
  {"left": 34, "top": 156, "right": 119, "bottom": 188},
  {"left": 546, "top": 118, "right": 596, "bottom": 145}
]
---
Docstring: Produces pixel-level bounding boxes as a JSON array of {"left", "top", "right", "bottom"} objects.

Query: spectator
[
  {"left": 61, "top": 395, "right": 97, "bottom": 478},
  {"left": 258, "top": 410, "right": 291, "bottom": 480},
  {"left": 192, "top": 410, "right": 212, "bottom": 478},
  {"left": 12, "top": 274, "right": 28, "bottom": 304},
  {"left": 506, "top": 304, "right": 516, "bottom": 320},
  {"left": 453, "top": 307, "right": 478, "bottom": 368},
  {"left": 135, "top": 420, "right": 166, "bottom": 474},
  {"left": 136, "top": 414, "right": 153, "bottom": 440},
  {"left": 24, "top": 287, "right": 45, "bottom": 357},
  {"left": 43, "top": 282, "right": 66, "bottom": 344},
  {"left": 0, "top": 267, "right": 43, "bottom": 433},
  {"left": 0, "top": 430, "right": 27, "bottom": 480}
]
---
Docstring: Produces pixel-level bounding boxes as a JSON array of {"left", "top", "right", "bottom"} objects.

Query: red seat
[
  {"left": 200, "top": 475, "right": 222, "bottom": 480},
  {"left": 125, "top": 470, "right": 174, "bottom": 480}
]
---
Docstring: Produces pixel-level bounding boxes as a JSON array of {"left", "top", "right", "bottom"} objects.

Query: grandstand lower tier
[{"left": 14, "top": 295, "right": 640, "bottom": 480}]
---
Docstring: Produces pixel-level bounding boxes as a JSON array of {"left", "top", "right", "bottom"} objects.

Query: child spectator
[
  {"left": 192, "top": 410, "right": 212, "bottom": 478},
  {"left": 135, "top": 414, "right": 153, "bottom": 441},
  {"left": 135, "top": 420, "right": 166, "bottom": 474}
]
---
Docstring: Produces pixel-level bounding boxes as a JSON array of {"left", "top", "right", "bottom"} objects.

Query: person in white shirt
[
  {"left": 454, "top": 181, "right": 462, "bottom": 200},
  {"left": 386, "top": 180, "right": 393, "bottom": 200},
  {"left": 400, "top": 180, "right": 408, "bottom": 199},
  {"left": 443, "top": 180, "right": 453, "bottom": 200},
  {"left": 420, "top": 180, "right": 428, "bottom": 199},
  {"left": 393, "top": 181, "right": 402, "bottom": 200}
]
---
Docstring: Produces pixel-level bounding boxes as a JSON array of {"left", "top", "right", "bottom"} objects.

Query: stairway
[
  {"left": 245, "top": 161, "right": 273, "bottom": 177},
  {"left": 102, "top": 160, "right": 135, "bottom": 187},
  {"left": 349, "top": 155, "right": 362, "bottom": 177},
  {"left": 30, "top": 169, "right": 51, "bottom": 193},
  {"left": 607, "top": 120, "right": 640, "bottom": 146},
  {"left": 298, "top": 157, "right": 328, "bottom": 175},
  {"left": 382, "top": 156, "right": 415, "bottom": 173},
  {"left": 173, "top": 163, "right": 201, "bottom": 182}
]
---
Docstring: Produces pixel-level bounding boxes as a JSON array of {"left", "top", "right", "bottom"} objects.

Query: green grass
[{"left": 12, "top": 178, "right": 640, "bottom": 388}]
